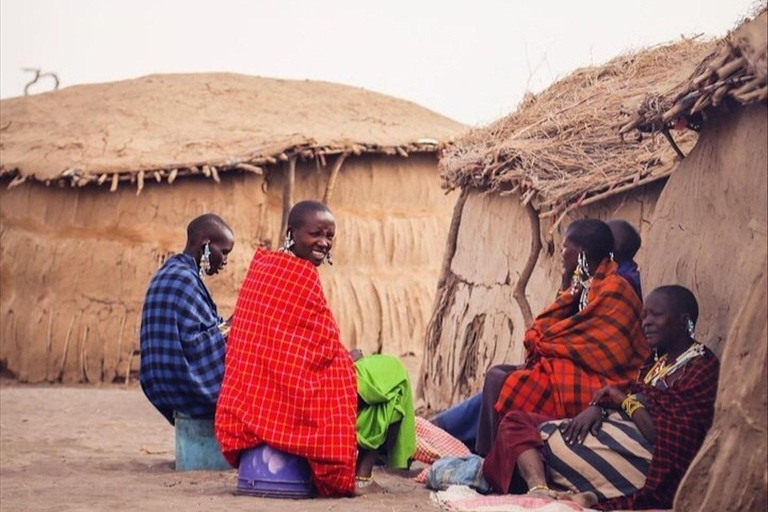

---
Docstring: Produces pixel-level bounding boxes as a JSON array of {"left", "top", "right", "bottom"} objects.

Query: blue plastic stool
[
  {"left": 237, "top": 444, "right": 313, "bottom": 498},
  {"left": 174, "top": 412, "right": 231, "bottom": 471}
]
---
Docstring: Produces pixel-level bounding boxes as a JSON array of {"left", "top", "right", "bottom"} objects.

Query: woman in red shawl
[
  {"left": 483, "top": 285, "right": 719, "bottom": 511},
  {"left": 433, "top": 220, "right": 648, "bottom": 456},
  {"left": 215, "top": 201, "right": 412, "bottom": 497}
]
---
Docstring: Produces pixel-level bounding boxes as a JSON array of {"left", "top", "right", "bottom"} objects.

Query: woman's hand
[
  {"left": 589, "top": 386, "right": 626, "bottom": 408},
  {"left": 560, "top": 405, "right": 603, "bottom": 445}
]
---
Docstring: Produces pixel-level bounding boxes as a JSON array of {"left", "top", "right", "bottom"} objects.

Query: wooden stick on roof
[{"left": 662, "top": 128, "right": 686, "bottom": 159}]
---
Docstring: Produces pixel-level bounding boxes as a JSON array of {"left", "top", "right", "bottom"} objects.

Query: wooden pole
[
  {"left": 322, "top": 152, "right": 348, "bottom": 205},
  {"left": 280, "top": 156, "right": 297, "bottom": 239},
  {"left": 437, "top": 188, "right": 470, "bottom": 288},
  {"left": 513, "top": 202, "right": 542, "bottom": 329}
]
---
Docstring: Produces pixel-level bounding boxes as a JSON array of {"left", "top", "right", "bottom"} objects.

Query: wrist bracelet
[{"left": 621, "top": 394, "right": 645, "bottom": 418}]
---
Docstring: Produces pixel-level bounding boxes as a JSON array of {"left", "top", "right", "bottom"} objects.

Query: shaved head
[
  {"left": 287, "top": 200, "right": 332, "bottom": 232},
  {"left": 650, "top": 285, "right": 699, "bottom": 325},
  {"left": 606, "top": 219, "right": 641, "bottom": 262},
  {"left": 565, "top": 219, "right": 614, "bottom": 262},
  {"left": 183, "top": 213, "right": 235, "bottom": 276},
  {"left": 186, "top": 213, "right": 232, "bottom": 245}
]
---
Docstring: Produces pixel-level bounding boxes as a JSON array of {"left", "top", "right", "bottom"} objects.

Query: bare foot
[
  {"left": 354, "top": 479, "right": 387, "bottom": 496},
  {"left": 558, "top": 491, "right": 598, "bottom": 507}
]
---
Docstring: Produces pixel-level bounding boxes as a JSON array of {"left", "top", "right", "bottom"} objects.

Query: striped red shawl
[
  {"left": 215, "top": 250, "right": 357, "bottom": 497},
  {"left": 496, "top": 259, "right": 648, "bottom": 419}
]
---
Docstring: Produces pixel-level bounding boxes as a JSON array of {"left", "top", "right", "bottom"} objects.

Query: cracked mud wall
[
  {"left": 643, "top": 105, "right": 768, "bottom": 510},
  {"left": 419, "top": 183, "right": 663, "bottom": 411},
  {"left": 0, "top": 153, "right": 456, "bottom": 382},
  {"left": 674, "top": 256, "right": 767, "bottom": 512},
  {"left": 640, "top": 104, "right": 768, "bottom": 357}
]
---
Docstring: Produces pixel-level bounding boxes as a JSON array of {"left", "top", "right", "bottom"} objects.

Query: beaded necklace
[{"left": 643, "top": 342, "right": 705, "bottom": 387}]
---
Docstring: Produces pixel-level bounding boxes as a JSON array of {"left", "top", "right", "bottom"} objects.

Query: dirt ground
[{"left": 0, "top": 383, "right": 436, "bottom": 512}]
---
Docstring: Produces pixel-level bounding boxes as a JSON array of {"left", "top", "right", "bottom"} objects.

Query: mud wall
[
  {"left": 640, "top": 104, "right": 768, "bottom": 356},
  {"left": 644, "top": 104, "right": 768, "bottom": 510},
  {"left": 674, "top": 256, "right": 767, "bottom": 512},
  {"left": 419, "top": 182, "right": 664, "bottom": 411},
  {"left": 0, "top": 153, "right": 456, "bottom": 382}
]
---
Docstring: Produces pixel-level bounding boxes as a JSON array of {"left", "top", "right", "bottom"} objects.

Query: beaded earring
[
  {"left": 325, "top": 251, "right": 334, "bottom": 266},
  {"left": 199, "top": 242, "right": 211, "bottom": 280},
  {"left": 572, "top": 251, "right": 592, "bottom": 311},
  {"left": 282, "top": 232, "right": 294, "bottom": 252},
  {"left": 577, "top": 251, "right": 590, "bottom": 277},
  {"left": 687, "top": 319, "right": 696, "bottom": 339}
]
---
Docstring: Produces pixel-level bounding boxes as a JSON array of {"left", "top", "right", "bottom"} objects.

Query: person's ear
[{"left": 680, "top": 313, "right": 691, "bottom": 332}]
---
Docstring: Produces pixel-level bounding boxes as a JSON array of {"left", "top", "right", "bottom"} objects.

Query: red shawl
[
  {"left": 215, "top": 250, "right": 357, "bottom": 497},
  {"left": 496, "top": 260, "right": 648, "bottom": 419},
  {"left": 596, "top": 347, "right": 720, "bottom": 510}
]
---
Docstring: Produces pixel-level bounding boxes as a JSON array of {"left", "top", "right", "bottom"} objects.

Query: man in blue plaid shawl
[{"left": 140, "top": 214, "right": 235, "bottom": 424}]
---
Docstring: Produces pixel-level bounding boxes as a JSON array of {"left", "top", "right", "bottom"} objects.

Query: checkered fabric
[
  {"left": 412, "top": 417, "right": 471, "bottom": 483},
  {"left": 496, "top": 260, "right": 648, "bottom": 419},
  {"left": 596, "top": 346, "right": 719, "bottom": 510},
  {"left": 139, "top": 253, "right": 226, "bottom": 424},
  {"left": 215, "top": 250, "right": 357, "bottom": 497}
]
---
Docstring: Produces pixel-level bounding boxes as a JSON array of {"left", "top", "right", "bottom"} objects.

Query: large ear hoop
[
  {"left": 282, "top": 230, "right": 295, "bottom": 252},
  {"left": 685, "top": 315, "right": 696, "bottom": 339},
  {"left": 199, "top": 241, "right": 211, "bottom": 280},
  {"left": 576, "top": 251, "right": 590, "bottom": 278}
]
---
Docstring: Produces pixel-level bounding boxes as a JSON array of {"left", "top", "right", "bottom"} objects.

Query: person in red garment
[
  {"left": 215, "top": 200, "right": 412, "bottom": 497},
  {"left": 482, "top": 286, "right": 719, "bottom": 511}
]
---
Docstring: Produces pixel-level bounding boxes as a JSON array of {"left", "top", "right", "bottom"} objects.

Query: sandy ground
[{"left": 0, "top": 383, "right": 436, "bottom": 512}]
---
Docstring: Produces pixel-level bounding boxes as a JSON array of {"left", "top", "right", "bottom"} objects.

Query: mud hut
[
  {"left": 0, "top": 73, "right": 465, "bottom": 383},
  {"left": 418, "top": 39, "right": 716, "bottom": 410},
  {"left": 618, "top": 10, "right": 767, "bottom": 511}
]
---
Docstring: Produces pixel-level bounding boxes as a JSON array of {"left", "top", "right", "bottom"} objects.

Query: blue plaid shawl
[{"left": 139, "top": 253, "right": 226, "bottom": 424}]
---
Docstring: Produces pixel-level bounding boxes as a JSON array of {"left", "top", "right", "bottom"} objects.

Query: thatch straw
[
  {"left": 440, "top": 39, "right": 714, "bottom": 217},
  {"left": 623, "top": 8, "right": 767, "bottom": 134},
  {"left": 0, "top": 73, "right": 465, "bottom": 190}
]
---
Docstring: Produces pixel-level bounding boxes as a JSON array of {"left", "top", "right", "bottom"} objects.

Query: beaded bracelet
[
  {"left": 528, "top": 484, "right": 552, "bottom": 494},
  {"left": 621, "top": 394, "right": 645, "bottom": 418}
]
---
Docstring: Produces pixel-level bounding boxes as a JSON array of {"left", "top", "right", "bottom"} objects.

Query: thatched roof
[
  {"left": 440, "top": 39, "right": 715, "bottom": 223},
  {"left": 623, "top": 8, "right": 767, "bottom": 134},
  {"left": 0, "top": 73, "right": 465, "bottom": 189}
]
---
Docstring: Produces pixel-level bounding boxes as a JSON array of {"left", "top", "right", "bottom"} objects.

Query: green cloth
[{"left": 354, "top": 354, "right": 416, "bottom": 469}]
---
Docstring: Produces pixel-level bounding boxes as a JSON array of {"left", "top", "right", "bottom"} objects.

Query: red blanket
[
  {"left": 215, "top": 250, "right": 357, "bottom": 497},
  {"left": 496, "top": 260, "right": 648, "bottom": 419}
]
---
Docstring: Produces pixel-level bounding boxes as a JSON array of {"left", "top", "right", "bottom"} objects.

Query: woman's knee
[
  {"left": 499, "top": 410, "right": 535, "bottom": 429},
  {"left": 483, "top": 364, "right": 516, "bottom": 395}
]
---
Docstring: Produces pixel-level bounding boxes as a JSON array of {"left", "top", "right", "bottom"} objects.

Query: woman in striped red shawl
[
  {"left": 433, "top": 220, "right": 649, "bottom": 456},
  {"left": 484, "top": 285, "right": 719, "bottom": 511}
]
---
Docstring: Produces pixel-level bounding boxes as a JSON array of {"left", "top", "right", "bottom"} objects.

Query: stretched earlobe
[
  {"left": 281, "top": 231, "right": 295, "bottom": 252},
  {"left": 199, "top": 241, "right": 211, "bottom": 280}
]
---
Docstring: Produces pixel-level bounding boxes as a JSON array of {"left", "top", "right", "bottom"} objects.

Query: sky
[{"left": 0, "top": 0, "right": 760, "bottom": 126}]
